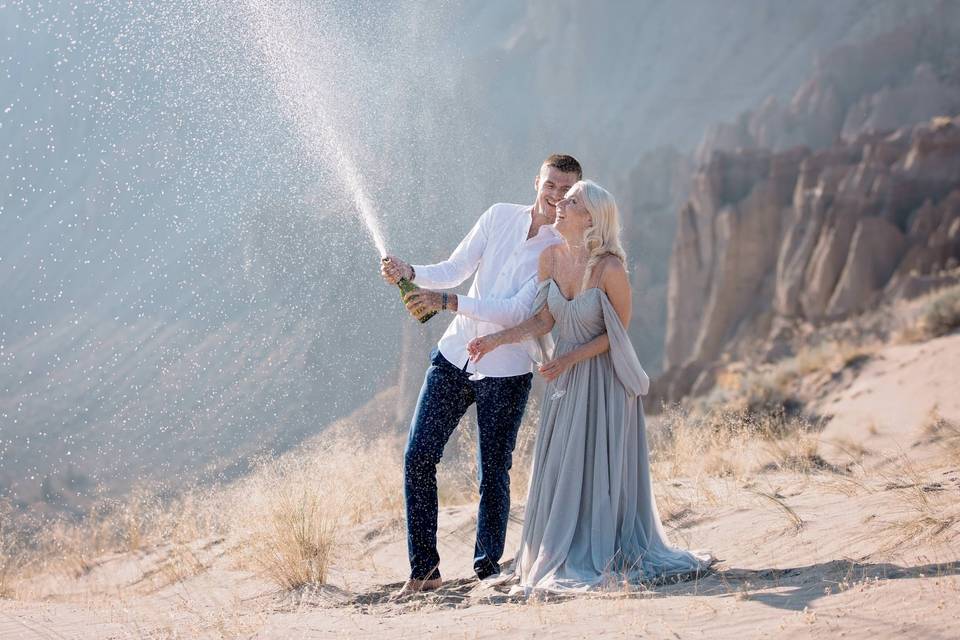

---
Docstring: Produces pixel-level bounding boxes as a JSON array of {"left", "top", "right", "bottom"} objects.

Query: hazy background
[{"left": 0, "top": 0, "right": 943, "bottom": 516}]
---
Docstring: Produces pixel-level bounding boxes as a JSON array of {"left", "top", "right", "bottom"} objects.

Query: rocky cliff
[
  {"left": 652, "top": 3, "right": 960, "bottom": 408},
  {"left": 657, "top": 118, "right": 960, "bottom": 405}
]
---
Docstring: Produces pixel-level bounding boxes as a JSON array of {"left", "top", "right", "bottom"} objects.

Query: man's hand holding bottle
[{"left": 381, "top": 256, "right": 440, "bottom": 323}]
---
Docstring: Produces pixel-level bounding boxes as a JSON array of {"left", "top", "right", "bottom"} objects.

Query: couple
[{"left": 381, "top": 154, "right": 710, "bottom": 595}]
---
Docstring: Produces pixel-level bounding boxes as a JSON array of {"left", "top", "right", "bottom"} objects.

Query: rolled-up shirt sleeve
[
  {"left": 455, "top": 274, "right": 538, "bottom": 327},
  {"left": 411, "top": 207, "right": 490, "bottom": 290}
]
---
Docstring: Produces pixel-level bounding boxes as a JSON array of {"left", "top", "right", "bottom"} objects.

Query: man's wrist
[{"left": 447, "top": 294, "right": 458, "bottom": 312}]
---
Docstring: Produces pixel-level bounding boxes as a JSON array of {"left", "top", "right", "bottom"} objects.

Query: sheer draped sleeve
[{"left": 599, "top": 293, "right": 650, "bottom": 396}]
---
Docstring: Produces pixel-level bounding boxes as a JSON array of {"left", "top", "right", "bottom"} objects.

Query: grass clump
[
  {"left": 0, "top": 499, "right": 28, "bottom": 598},
  {"left": 899, "top": 284, "right": 960, "bottom": 342},
  {"left": 226, "top": 433, "right": 404, "bottom": 590},
  {"left": 11, "top": 431, "right": 408, "bottom": 596},
  {"left": 873, "top": 452, "right": 960, "bottom": 553},
  {"left": 921, "top": 285, "right": 960, "bottom": 338},
  {"left": 648, "top": 402, "right": 830, "bottom": 536},
  {"left": 257, "top": 485, "right": 335, "bottom": 589},
  {"left": 650, "top": 402, "right": 827, "bottom": 483},
  {"left": 919, "top": 408, "right": 960, "bottom": 464}
]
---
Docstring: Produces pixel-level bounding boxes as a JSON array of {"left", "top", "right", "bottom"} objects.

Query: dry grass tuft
[
  {"left": 254, "top": 484, "right": 335, "bottom": 589},
  {"left": 769, "top": 340, "right": 876, "bottom": 394},
  {"left": 650, "top": 403, "right": 826, "bottom": 482},
  {"left": 0, "top": 499, "right": 27, "bottom": 598},
  {"left": 10, "top": 431, "right": 408, "bottom": 596},
  {"left": 9, "top": 397, "right": 548, "bottom": 598},
  {"left": 704, "top": 339, "right": 877, "bottom": 424},
  {"left": 898, "top": 283, "right": 960, "bottom": 343},
  {"left": 748, "top": 488, "right": 805, "bottom": 533},
  {"left": 647, "top": 401, "right": 830, "bottom": 535},
  {"left": 919, "top": 408, "right": 960, "bottom": 464},
  {"left": 224, "top": 433, "right": 405, "bottom": 589},
  {"left": 873, "top": 452, "right": 960, "bottom": 553},
  {"left": 27, "top": 483, "right": 218, "bottom": 587},
  {"left": 152, "top": 543, "right": 209, "bottom": 590}
]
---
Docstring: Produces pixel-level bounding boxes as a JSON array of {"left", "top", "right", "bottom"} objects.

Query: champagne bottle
[{"left": 384, "top": 258, "right": 436, "bottom": 324}]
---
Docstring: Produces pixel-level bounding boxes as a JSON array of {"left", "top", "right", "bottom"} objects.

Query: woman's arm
[
  {"left": 469, "top": 305, "right": 555, "bottom": 360},
  {"left": 466, "top": 299, "right": 555, "bottom": 362},
  {"left": 602, "top": 257, "right": 632, "bottom": 327},
  {"left": 467, "top": 247, "right": 557, "bottom": 362},
  {"left": 538, "top": 334, "right": 609, "bottom": 381}
]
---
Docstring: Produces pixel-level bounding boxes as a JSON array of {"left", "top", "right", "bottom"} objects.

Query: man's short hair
[{"left": 543, "top": 154, "right": 583, "bottom": 180}]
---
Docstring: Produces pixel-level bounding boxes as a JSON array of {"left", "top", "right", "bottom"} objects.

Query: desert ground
[{"left": 2, "top": 287, "right": 959, "bottom": 639}]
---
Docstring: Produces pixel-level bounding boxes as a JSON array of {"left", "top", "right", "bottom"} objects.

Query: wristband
[{"left": 441, "top": 292, "right": 448, "bottom": 310}]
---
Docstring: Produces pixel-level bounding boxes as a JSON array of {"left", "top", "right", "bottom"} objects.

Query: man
[{"left": 381, "top": 154, "right": 582, "bottom": 594}]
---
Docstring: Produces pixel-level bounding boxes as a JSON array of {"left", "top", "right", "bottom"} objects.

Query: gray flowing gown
[{"left": 511, "top": 278, "right": 711, "bottom": 593}]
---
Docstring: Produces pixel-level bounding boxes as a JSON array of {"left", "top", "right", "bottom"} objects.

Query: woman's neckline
[{"left": 547, "top": 277, "right": 603, "bottom": 302}]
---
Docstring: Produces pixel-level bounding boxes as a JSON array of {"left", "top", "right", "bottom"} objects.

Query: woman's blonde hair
[{"left": 575, "top": 179, "right": 627, "bottom": 290}]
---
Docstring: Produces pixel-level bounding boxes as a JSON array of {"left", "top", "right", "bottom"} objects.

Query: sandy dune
[
  {"left": 814, "top": 333, "right": 960, "bottom": 461},
  {"left": 2, "top": 333, "right": 959, "bottom": 638}
]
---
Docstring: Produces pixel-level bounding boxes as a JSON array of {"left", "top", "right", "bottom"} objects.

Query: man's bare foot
[{"left": 392, "top": 576, "right": 442, "bottom": 598}]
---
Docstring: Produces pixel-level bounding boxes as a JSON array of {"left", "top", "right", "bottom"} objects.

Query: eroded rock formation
[
  {"left": 652, "top": 4, "right": 960, "bottom": 407},
  {"left": 656, "top": 116, "right": 960, "bottom": 407}
]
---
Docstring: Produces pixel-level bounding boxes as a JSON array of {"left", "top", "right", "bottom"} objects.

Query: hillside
[
  {"left": 2, "top": 0, "right": 931, "bottom": 516},
  {"left": 2, "top": 287, "right": 958, "bottom": 637}
]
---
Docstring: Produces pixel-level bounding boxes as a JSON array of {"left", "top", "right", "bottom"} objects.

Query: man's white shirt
[{"left": 412, "top": 203, "right": 562, "bottom": 378}]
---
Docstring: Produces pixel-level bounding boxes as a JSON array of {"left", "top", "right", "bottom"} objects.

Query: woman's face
[{"left": 554, "top": 186, "right": 592, "bottom": 238}]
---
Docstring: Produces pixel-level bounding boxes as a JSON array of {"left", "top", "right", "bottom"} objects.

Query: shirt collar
[
  {"left": 523, "top": 206, "right": 561, "bottom": 242},
  {"left": 538, "top": 223, "right": 561, "bottom": 239}
]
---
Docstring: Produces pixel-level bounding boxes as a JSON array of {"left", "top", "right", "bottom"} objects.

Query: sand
[{"left": 2, "top": 333, "right": 959, "bottom": 639}]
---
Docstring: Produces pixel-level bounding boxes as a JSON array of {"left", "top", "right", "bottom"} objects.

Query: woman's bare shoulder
[
  {"left": 598, "top": 254, "right": 626, "bottom": 278},
  {"left": 538, "top": 244, "right": 560, "bottom": 278},
  {"left": 598, "top": 255, "right": 628, "bottom": 290},
  {"left": 600, "top": 253, "right": 625, "bottom": 272}
]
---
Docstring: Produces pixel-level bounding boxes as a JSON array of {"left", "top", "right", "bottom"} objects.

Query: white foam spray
[{"left": 242, "top": 0, "right": 389, "bottom": 257}]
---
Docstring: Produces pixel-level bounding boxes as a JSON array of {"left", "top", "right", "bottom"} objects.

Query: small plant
[
  {"left": 224, "top": 432, "right": 410, "bottom": 591},
  {"left": 255, "top": 487, "right": 335, "bottom": 590},
  {"left": 651, "top": 402, "right": 815, "bottom": 490},
  {"left": 875, "top": 453, "right": 960, "bottom": 552},
  {"left": 920, "top": 408, "right": 960, "bottom": 464},
  {"left": 923, "top": 286, "right": 960, "bottom": 337},
  {"left": 748, "top": 488, "right": 804, "bottom": 533},
  {"left": 901, "top": 284, "right": 960, "bottom": 342},
  {"left": 0, "top": 500, "right": 24, "bottom": 598}
]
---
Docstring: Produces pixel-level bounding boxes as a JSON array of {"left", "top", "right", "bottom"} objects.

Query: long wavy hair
[{"left": 575, "top": 180, "right": 627, "bottom": 290}]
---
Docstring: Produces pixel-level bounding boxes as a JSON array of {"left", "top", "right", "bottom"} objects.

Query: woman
[{"left": 467, "top": 180, "right": 711, "bottom": 592}]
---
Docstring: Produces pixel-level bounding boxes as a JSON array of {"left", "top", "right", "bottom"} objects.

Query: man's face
[{"left": 534, "top": 165, "right": 579, "bottom": 222}]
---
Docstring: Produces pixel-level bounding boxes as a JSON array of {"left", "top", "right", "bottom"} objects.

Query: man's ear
[{"left": 533, "top": 174, "right": 540, "bottom": 192}]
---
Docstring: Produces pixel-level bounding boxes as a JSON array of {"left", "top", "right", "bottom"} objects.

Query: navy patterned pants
[{"left": 404, "top": 348, "right": 532, "bottom": 580}]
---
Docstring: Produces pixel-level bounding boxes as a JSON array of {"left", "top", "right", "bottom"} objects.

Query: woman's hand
[
  {"left": 467, "top": 335, "right": 500, "bottom": 362},
  {"left": 538, "top": 355, "right": 572, "bottom": 381}
]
